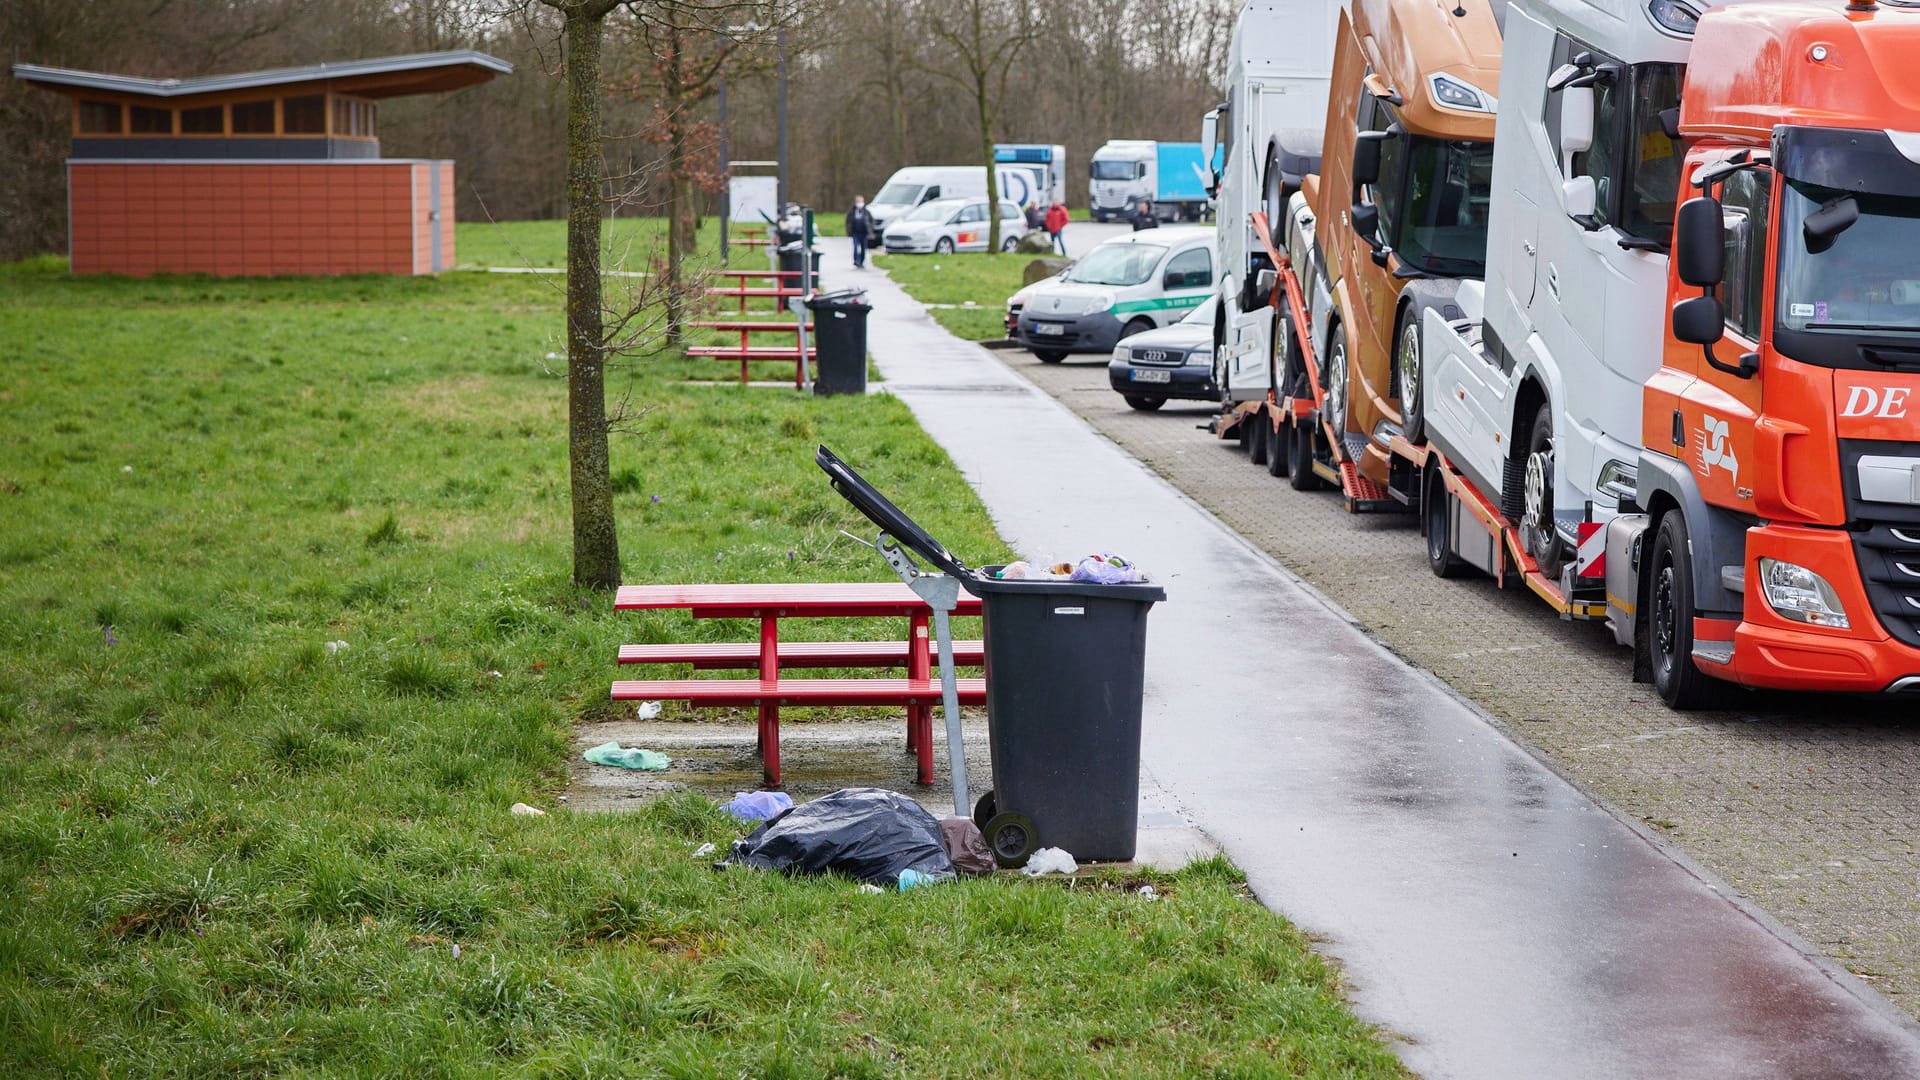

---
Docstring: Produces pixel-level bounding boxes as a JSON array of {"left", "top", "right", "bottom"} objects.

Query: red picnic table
[
  {"left": 612, "top": 582, "right": 986, "bottom": 786},
  {"left": 707, "top": 285, "right": 807, "bottom": 315}
]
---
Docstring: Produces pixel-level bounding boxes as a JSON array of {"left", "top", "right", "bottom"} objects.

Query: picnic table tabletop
[
  {"left": 616, "top": 581, "right": 982, "bottom": 618},
  {"left": 707, "top": 286, "right": 808, "bottom": 297},
  {"left": 688, "top": 320, "right": 813, "bottom": 332},
  {"left": 714, "top": 269, "right": 803, "bottom": 278}
]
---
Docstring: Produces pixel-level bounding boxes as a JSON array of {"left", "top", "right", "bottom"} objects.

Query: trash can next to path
[
  {"left": 777, "top": 241, "right": 821, "bottom": 292},
  {"left": 966, "top": 572, "right": 1162, "bottom": 863},
  {"left": 817, "top": 445, "right": 1165, "bottom": 867},
  {"left": 807, "top": 291, "right": 872, "bottom": 396}
]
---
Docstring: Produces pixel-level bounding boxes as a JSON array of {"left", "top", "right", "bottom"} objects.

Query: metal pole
[
  {"left": 777, "top": 29, "right": 788, "bottom": 208},
  {"left": 718, "top": 69, "right": 729, "bottom": 264},
  {"left": 931, "top": 604, "right": 969, "bottom": 816}
]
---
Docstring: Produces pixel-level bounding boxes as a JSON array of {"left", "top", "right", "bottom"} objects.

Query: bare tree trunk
[
  {"left": 979, "top": 90, "right": 1001, "bottom": 253},
  {"left": 559, "top": 4, "right": 621, "bottom": 590}
]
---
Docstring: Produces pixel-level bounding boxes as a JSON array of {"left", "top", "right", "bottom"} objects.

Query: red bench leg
[
  {"left": 758, "top": 616, "right": 781, "bottom": 787},
  {"left": 909, "top": 613, "right": 934, "bottom": 785}
]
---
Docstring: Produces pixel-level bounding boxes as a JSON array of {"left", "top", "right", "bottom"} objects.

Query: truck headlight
[
  {"left": 1597, "top": 460, "right": 1637, "bottom": 503},
  {"left": 1758, "top": 558, "right": 1850, "bottom": 629},
  {"left": 1429, "top": 73, "right": 1496, "bottom": 114}
]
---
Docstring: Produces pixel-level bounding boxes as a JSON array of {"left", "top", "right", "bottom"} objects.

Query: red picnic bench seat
[
  {"left": 714, "top": 269, "right": 802, "bottom": 279},
  {"left": 618, "top": 638, "right": 985, "bottom": 668},
  {"left": 613, "top": 582, "right": 984, "bottom": 787},
  {"left": 707, "top": 285, "right": 807, "bottom": 314},
  {"left": 687, "top": 320, "right": 817, "bottom": 384}
]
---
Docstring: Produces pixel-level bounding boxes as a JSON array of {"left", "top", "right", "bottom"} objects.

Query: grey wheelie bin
[{"left": 816, "top": 445, "right": 1165, "bottom": 867}]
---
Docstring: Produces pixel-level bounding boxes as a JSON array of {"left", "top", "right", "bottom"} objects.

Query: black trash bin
[
  {"left": 776, "top": 241, "right": 821, "bottom": 293},
  {"left": 816, "top": 445, "right": 1165, "bottom": 866},
  {"left": 807, "top": 291, "right": 872, "bottom": 396}
]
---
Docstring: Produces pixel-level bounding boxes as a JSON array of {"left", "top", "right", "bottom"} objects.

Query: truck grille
[{"left": 1853, "top": 525, "right": 1920, "bottom": 649}]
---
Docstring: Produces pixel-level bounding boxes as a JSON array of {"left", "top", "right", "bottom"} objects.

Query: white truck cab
[
  {"left": 1204, "top": 0, "right": 1338, "bottom": 408},
  {"left": 1418, "top": 0, "right": 1722, "bottom": 582}
]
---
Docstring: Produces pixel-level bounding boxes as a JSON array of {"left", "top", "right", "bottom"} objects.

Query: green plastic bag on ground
[{"left": 583, "top": 741, "right": 671, "bottom": 770}]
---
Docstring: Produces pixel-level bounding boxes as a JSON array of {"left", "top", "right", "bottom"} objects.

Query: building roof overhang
[{"left": 11, "top": 50, "right": 511, "bottom": 103}]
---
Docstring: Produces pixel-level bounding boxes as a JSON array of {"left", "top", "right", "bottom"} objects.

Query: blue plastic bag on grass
[
  {"left": 583, "top": 742, "right": 671, "bottom": 770},
  {"left": 724, "top": 790, "right": 794, "bottom": 822}
]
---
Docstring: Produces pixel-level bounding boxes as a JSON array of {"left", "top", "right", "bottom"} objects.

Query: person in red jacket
[{"left": 1044, "top": 201, "right": 1070, "bottom": 255}]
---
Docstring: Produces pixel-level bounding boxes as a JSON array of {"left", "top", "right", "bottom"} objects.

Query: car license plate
[
  {"left": 1130, "top": 369, "right": 1171, "bottom": 384},
  {"left": 1034, "top": 323, "right": 1065, "bottom": 336}
]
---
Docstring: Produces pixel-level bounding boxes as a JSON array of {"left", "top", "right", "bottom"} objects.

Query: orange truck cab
[
  {"left": 1312, "top": 0, "right": 1502, "bottom": 486},
  {"left": 1618, "top": 0, "right": 1920, "bottom": 705}
]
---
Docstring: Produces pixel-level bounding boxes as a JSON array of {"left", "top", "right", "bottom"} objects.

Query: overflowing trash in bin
[{"left": 817, "top": 445, "right": 1166, "bottom": 869}]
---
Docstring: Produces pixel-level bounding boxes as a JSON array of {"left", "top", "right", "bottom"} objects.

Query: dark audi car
[{"left": 1107, "top": 294, "right": 1218, "bottom": 411}]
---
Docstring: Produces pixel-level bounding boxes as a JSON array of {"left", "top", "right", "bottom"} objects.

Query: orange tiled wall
[{"left": 68, "top": 161, "right": 453, "bottom": 277}]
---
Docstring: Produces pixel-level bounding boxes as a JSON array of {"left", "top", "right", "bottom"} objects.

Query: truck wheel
[
  {"left": 1288, "top": 410, "right": 1323, "bottom": 491},
  {"left": 1124, "top": 395, "right": 1165, "bottom": 411},
  {"left": 1034, "top": 349, "right": 1067, "bottom": 364},
  {"left": 1267, "top": 414, "right": 1289, "bottom": 477},
  {"left": 1396, "top": 310, "right": 1426, "bottom": 444},
  {"left": 1248, "top": 408, "right": 1270, "bottom": 465},
  {"left": 1325, "top": 327, "right": 1351, "bottom": 449},
  {"left": 1424, "top": 467, "right": 1467, "bottom": 578},
  {"left": 1519, "top": 404, "right": 1567, "bottom": 579},
  {"left": 1646, "top": 513, "right": 1720, "bottom": 710}
]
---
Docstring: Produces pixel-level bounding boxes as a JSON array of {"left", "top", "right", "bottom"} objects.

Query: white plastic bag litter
[{"left": 1021, "top": 847, "right": 1078, "bottom": 876}]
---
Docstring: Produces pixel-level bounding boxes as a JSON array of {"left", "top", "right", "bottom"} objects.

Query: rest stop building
[{"left": 12, "top": 51, "right": 510, "bottom": 276}]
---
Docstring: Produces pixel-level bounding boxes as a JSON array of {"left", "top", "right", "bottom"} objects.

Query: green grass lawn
[
  {"left": 0, "top": 229, "right": 1405, "bottom": 1078},
  {"left": 873, "top": 252, "right": 1041, "bottom": 342}
]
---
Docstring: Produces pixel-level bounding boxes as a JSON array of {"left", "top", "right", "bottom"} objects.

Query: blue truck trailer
[{"left": 1088, "top": 140, "right": 1215, "bottom": 222}]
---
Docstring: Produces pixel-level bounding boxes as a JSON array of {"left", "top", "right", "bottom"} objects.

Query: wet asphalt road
[{"left": 1005, "top": 348, "right": 1920, "bottom": 1022}]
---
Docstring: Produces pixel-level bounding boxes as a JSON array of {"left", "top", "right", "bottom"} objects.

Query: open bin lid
[{"left": 817, "top": 445, "right": 978, "bottom": 580}]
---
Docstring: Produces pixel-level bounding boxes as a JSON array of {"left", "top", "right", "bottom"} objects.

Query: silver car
[{"left": 882, "top": 198, "right": 1028, "bottom": 254}]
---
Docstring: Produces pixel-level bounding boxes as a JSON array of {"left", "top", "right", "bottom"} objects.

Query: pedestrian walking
[
  {"left": 1024, "top": 201, "right": 1044, "bottom": 230},
  {"left": 846, "top": 195, "right": 874, "bottom": 269},
  {"left": 1044, "top": 201, "right": 1070, "bottom": 255},
  {"left": 1130, "top": 199, "right": 1160, "bottom": 231}
]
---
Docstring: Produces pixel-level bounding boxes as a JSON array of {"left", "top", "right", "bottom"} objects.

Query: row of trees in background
[{"left": 1, "top": 0, "right": 1237, "bottom": 263}]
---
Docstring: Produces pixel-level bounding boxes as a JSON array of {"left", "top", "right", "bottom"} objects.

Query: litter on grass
[
  {"left": 692, "top": 842, "right": 717, "bottom": 858},
  {"left": 938, "top": 816, "right": 996, "bottom": 875},
  {"left": 510, "top": 802, "right": 546, "bottom": 817},
  {"left": 897, "top": 868, "right": 956, "bottom": 890},
  {"left": 582, "top": 742, "right": 671, "bottom": 770},
  {"left": 724, "top": 787, "right": 954, "bottom": 886},
  {"left": 723, "top": 790, "right": 794, "bottom": 822},
  {"left": 634, "top": 701, "right": 662, "bottom": 719},
  {"left": 1021, "top": 847, "right": 1079, "bottom": 876}
]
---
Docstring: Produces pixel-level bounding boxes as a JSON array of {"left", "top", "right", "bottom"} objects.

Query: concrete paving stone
[{"left": 1005, "top": 352, "right": 1920, "bottom": 1019}]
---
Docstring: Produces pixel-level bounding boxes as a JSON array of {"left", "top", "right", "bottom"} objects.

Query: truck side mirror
[
  {"left": 1672, "top": 295, "right": 1726, "bottom": 345},
  {"left": 1675, "top": 197, "right": 1725, "bottom": 286},
  {"left": 1563, "top": 175, "right": 1598, "bottom": 228},
  {"left": 1200, "top": 107, "right": 1220, "bottom": 193},
  {"left": 1352, "top": 134, "right": 1383, "bottom": 188},
  {"left": 1351, "top": 202, "right": 1380, "bottom": 245},
  {"left": 1558, "top": 86, "right": 1594, "bottom": 160}
]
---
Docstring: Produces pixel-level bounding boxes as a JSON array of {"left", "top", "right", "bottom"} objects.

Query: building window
[
  {"left": 232, "top": 100, "right": 274, "bottom": 133},
  {"left": 78, "top": 100, "right": 122, "bottom": 134},
  {"left": 180, "top": 105, "right": 223, "bottom": 134},
  {"left": 361, "top": 101, "right": 376, "bottom": 137},
  {"left": 130, "top": 106, "right": 172, "bottom": 134},
  {"left": 283, "top": 95, "right": 325, "bottom": 134}
]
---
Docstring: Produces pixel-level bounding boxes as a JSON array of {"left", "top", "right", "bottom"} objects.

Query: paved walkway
[{"left": 817, "top": 238, "right": 1920, "bottom": 1079}]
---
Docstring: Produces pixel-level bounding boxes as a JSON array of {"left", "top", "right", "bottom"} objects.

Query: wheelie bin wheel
[
  {"left": 985, "top": 811, "right": 1038, "bottom": 869},
  {"left": 972, "top": 790, "right": 997, "bottom": 831}
]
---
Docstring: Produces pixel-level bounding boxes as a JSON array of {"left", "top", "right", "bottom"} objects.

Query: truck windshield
[
  {"left": 1778, "top": 179, "right": 1920, "bottom": 335},
  {"left": 1066, "top": 243, "right": 1167, "bottom": 286},
  {"left": 1387, "top": 137, "right": 1495, "bottom": 277},
  {"left": 875, "top": 182, "right": 923, "bottom": 205},
  {"left": 1091, "top": 160, "right": 1139, "bottom": 181}
]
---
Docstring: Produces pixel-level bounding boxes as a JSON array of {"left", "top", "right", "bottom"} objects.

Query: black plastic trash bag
[{"left": 725, "top": 788, "right": 954, "bottom": 886}]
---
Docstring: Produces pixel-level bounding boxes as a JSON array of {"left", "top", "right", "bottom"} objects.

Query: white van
[
  {"left": 868, "top": 165, "right": 1050, "bottom": 235},
  {"left": 1012, "top": 226, "right": 1217, "bottom": 363}
]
